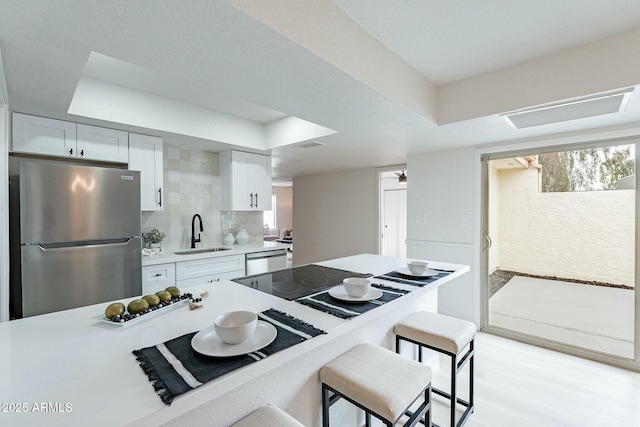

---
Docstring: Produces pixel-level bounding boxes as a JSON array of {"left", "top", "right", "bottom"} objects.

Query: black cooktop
[{"left": 232, "top": 264, "right": 370, "bottom": 300}]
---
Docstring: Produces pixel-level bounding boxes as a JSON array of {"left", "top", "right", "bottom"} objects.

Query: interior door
[{"left": 382, "top": 189, "right": 407, "bottom": 258}]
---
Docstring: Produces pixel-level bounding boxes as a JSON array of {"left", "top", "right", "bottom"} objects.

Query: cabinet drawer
[
  {"left": 176, "top": 255, "right": 244, "bottom": 281},
  {"left": 215, "top": 269, "right": 245, "bottom": 281},
  {"left": 176, "top": 268, "right": 245, "bottom": 289},
  {"left": 142, "top": 263, "right": 176, "bottom": 294},
  {"left": 177, "top": 276, "right": 215, "bottom": 289}
]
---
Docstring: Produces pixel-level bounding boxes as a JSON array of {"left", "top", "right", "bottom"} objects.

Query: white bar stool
[
  {"left": 231, "top": 405, "right": 304, "bottom": 427},
  {"left": 395, "top": 312, "right": 476, "bottom": 427},
  {"left": 320, "top": 343, "right": 432, "bottom": 427}
]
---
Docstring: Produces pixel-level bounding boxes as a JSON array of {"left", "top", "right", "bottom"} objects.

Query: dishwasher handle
[{"left": 245, "top": 249, "right": 287, "bottom": 260}]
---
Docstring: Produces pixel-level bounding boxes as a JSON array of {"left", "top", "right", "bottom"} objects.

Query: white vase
[
  {"left": 223, "top": 232, "right": 235, "bottom": 246},
  {"left": 235, "top": 229, "right": 250, "bottom": 245}
]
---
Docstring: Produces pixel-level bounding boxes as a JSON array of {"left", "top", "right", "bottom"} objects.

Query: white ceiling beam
[{"left": 438, "top": 28, "right": 640, "bottom": 125}]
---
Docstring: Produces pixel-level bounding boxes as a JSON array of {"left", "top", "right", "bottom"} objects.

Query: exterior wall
[
  {"left": 141, "top": 145, "right": 262, "bottom": 250},
  {"left": 293, "top": 168, "right": 378, "bottom": 265},
  {"left": 498, "top": 167, "right": 635, "bottom": 287}
]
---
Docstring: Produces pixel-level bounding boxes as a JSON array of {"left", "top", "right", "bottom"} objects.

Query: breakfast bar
[{"left": 0, "top": 254, "right": 469, "bottom": 427}]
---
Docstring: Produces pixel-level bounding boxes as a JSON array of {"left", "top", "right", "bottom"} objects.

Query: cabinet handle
[
  {"left": 154, "top": 273, "right": 162, "bottom": 277},
  {"left": 255, "top": 193, "right": 258, "bottom": 207},
  {"left": 69, "top": 148, "right": 73, "bottom": 155},
  {"left": 158, "top": 188, "right": 162, "bottom": 207},
  {"left": 250, "top": 193, "right": 254, "bottom": 207}
]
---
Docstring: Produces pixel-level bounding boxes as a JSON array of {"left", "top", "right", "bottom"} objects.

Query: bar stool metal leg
[{"left": 396, "top": 335, "right": 474, "bottom": 427}]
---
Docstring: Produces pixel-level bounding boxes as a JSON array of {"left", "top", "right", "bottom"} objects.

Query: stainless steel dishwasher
[{"left": 245, "top": 249, "right": 288, "bottom": 275}]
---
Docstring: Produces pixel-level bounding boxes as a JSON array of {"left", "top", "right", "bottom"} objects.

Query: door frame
[{"left": 477, "top": 134, "right": 640, "bottom": 372}]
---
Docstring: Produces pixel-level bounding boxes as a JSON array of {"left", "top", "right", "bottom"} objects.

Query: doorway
[
  {"left": 379, "top": 168, "right": 407, "bottom": 258},
  {"left": 482, "top": 142, "right": 636, "bottom": 361}
]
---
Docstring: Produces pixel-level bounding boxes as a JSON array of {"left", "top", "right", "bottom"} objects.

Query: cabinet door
[
  {"left": 77, "top": 124, "right": 129, "bottom": 163},
  {"left": 221, "top": 150, "right": 272, "bottom": 211},
  {"left": 177, "top": 275, "right": 216, "bottom": 289},
  {"left": 12, "top": 113, "right": 76, "bottom": 157},
  {"left": 231, "top": 151, "right": 254, "bottom": 210},
  {"left": 251, "top": 153, "right": 272, "bottom": 210},
  {"left": 129, "top": 134, "right": 164, "bottom": 211},
  {"left": 214, "top": 269, "right": 246, "bottom": 281},
  {"left": 176, "top": 255, "right": 244, "bottom": 281},
  {"left": 142, "top": 263, "right": 176, "bottom": 294}
]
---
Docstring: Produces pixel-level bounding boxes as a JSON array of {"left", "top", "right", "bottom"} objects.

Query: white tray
[{"left": 97, "top": 298, "right": 189, "bottom": 327}]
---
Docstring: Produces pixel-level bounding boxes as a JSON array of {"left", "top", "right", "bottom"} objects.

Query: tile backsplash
[{"left": 141, "top": 145, "right": 262, "bottom": 249}]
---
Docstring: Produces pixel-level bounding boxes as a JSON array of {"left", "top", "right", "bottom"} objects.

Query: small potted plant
[{"left": 143, "top": 228, "right": 166, "bottom": 249}]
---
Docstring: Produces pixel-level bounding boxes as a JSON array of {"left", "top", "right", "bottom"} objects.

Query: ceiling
[{"left": 2, "top": 1, "right": 640, "bottom": 185}]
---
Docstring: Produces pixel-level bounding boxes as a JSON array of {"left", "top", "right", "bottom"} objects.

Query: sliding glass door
[{"left": 481, "top": 139, "right": 638, "bottom": 366}]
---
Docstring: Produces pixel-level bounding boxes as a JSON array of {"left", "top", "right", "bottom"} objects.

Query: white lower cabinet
[
  {"left": 175, "top": 255, "right": 245, "bottom": 289},
  {"left": 141, "top": 263, "right": 176, "bottom": 295}
]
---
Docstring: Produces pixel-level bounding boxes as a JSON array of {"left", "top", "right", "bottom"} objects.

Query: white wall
[
  {"left": 0, "top": 105, "right": 8, "bottom": 322},
  {"left": 0, "top": 46, "right": 8, "bottom": 322},
  {"left": 273, "top": 186, "right": 293, "bottom": 234},
  {"left": 407, "top": 148, "right": 478, "bottom": 324},
  {"left": 293, "top": 168, "right": 378, "bottom": 265}
]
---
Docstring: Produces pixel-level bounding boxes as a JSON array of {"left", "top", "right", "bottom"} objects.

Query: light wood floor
[{"left": 425, "top": 332, "right": 640, "bottom": 427}]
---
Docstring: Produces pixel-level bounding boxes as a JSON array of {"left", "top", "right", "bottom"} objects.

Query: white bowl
[
  {"left": 343, "top": 277, "right": 371, "bottom": 298},
  {"left": 214, "top": 311, "right": 258, "bottom": 344},
  {"left": 407, "top": 260, "right": 428, "bottom": 275}
]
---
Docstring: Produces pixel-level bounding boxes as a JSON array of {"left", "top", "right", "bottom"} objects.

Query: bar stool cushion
[
  {"left": 320, "top": 343, "right": 432, "bottom": 422},
  {"left": 395, "top": 311, "right": 476, "bottom": 355},
  {"left": 231, "top": 405, "right": 304, "bottom": 427}
]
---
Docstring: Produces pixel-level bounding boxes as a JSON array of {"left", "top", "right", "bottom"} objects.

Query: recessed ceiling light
[{"left": 501, "top": 88, "right": 634, "bottom": 129}]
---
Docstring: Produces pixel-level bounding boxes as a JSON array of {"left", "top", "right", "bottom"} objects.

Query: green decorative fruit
[
  {"left": 142, "top": 294, "right": 160, "bottom": 307},
  {"left": 127, "top": 299, "right": 149, "bottom": 314},
  {"left": 155, "top": 290, "right": 172, "bottom": 302},
  {"left": 105, "top": 302, "right": 125, "bottom": 319},
  {"left": 165, "top": 286, "right": 180, "bottom": 299}
]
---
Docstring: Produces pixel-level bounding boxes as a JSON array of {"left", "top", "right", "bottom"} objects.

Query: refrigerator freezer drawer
[{"left": 20, "top": 238, "right": 142, "bottom": 317}]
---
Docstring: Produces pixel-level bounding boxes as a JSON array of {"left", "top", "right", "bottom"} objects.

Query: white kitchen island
[{"left": 0, "top": 254, "right": 469, "bottom": 427}]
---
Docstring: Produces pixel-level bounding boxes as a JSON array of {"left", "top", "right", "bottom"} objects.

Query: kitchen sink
[{"left": 174, "top": 247, "right": 231, "bottom": 255}]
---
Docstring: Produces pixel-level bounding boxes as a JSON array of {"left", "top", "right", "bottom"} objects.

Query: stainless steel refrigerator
[{"left": 9, "top": 159, "right": 142, "bottom": 318}]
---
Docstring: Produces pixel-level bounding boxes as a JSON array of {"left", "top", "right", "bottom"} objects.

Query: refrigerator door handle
[{"left": 32, "top": 238, "right": 137, "bottom": 251}]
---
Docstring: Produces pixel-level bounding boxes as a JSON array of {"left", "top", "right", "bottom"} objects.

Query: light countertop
[
  {"left": 141, "top": 241, "right": 290, "bottom": 266},
  {"left": 0, "top": 254, "right": 469, "bottom": 427}
]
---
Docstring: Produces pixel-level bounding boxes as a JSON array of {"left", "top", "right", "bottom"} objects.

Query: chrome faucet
[{"left": 191, "top": 214, "right": 203, "bottom": 248}]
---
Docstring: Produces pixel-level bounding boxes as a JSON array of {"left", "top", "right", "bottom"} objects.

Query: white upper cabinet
[
  {"left": 128, "top": 133, "right": 164, "bottom": 211},
  {"left": 12, "top": 113, "right": 76, "bottom": 157},
  {"left": 76, "top": 124, "right": 129, "bottom": 163},
  {"left": 12, "top": 113, "right": 129, "bottom": 163},
  {"left": 221, "top": 150, "right": 272, "bottom": 211}
]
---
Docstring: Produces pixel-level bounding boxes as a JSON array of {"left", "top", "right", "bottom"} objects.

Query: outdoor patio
[{"left": 489, "top": 275, "right": 634, "bottom": 359}]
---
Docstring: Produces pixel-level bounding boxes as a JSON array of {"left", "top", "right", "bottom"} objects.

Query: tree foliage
[{"left": 539, "top": 145, "right": 635, "bottom": 192}]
